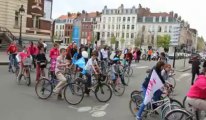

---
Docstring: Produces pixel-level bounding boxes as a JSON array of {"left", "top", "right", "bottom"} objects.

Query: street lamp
[{"left": 19, "top": 5, "right": 25, "bottom": 46}]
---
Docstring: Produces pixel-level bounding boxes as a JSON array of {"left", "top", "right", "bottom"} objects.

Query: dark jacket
[
  {"left": 192, "top": 59, "right": 200, "bottom": 73},
  {"left": 143, "top": 66, "right": 165, "bottom": 89}
]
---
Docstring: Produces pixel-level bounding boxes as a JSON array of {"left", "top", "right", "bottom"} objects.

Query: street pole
[
  {"left": 19, "top": 15, "right": 22, "bottom": 46},
  {"left": 184, "top": 39, "right": 189, "bottom": 67},
  {"left": 173, "top": 47, "right": 176, "bottom": 68}
]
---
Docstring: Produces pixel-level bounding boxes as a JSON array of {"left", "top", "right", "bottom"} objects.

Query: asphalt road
[{"left": 0, "top": 60, "right": 195, "bottom": 120}]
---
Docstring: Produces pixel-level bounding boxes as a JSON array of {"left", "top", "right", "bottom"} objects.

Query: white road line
[
  {"left": 135, "top": 66, "right": 149, "bottom": 69},
  {"left": 176, "top": 73, "right": 191, "bottom": 81}
]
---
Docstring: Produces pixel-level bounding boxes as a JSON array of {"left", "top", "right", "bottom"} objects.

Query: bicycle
[
  {"left": 121, "top": 59, "right": 133, "bottom": 77},
  {"left": 129, "top": 85, "right": 183, "bottom": 119},
  {"left": 35, "top": 73, "right": 84, "bottom": 105},
  {"left": 16, "top": 58, "right": 32, "bottom": 86},
  {"left": 106, "top": 74, "right": 125, "bottom": 96},
  {"left": 74, "top": 73, "right": 112, "bottom": 103}
]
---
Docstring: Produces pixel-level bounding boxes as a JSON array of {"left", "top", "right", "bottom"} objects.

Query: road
[{"left": 0, "top": 60, "right": 195, "bottom": 120}]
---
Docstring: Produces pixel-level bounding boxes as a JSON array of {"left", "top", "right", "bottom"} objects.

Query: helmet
[
  {"left": 82, "top": 51, "right": 88, "bottom": 58},
  {"left": 113, "top": 57, "right": 120, "bottom": 61}
]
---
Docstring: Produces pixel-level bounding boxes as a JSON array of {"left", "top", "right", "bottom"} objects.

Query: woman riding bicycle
[
  {"left": 36, "top": 47, "right": 47, "bottom": 81},
  {"left": 49, "top": 43, "right": 60, "bottom": 78},
  {"left": 16, "top": 46, "right": 32, "bottom": 81},
  {"left": 136, "top": 61, "right": 166, "bottom": 120},
  {"left": 186, "top": 69, "right": 206, "bottom": 111}
]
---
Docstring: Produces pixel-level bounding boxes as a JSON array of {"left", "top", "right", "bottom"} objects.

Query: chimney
[{"left": 169, "top": 11, "right": 174, "bottom": 16}]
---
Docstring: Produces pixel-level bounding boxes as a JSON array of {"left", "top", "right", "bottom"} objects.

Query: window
[
  {"left": 127, "top": 17, "right": 130, "bottom": 22},
  {"left": 112, "top": 17, "right": 115, "bottom": 22},
  {"left": 169, "top": 26, "right": 172, "bottom": 33},
  {"left": 103, "top": 25, "right": 105, "bottom": 29},
  {"left": 122, "top": 33, "right": 124, "bottom": 38},
  {"left": 116, "top": 25, "right": 118, "bottom": 29},
  {"left": 132, "top": 17, "right": 135, "bottom": 23},
  {"left": 112, "top": 25, "right": 114, "bottom": 29},
  {"left": 122, "top": 25, "right": 125, "bottom": 29},
  {"left": 102, "top": 32, "right": 105, "bottom": 37},
  {"left": 142, "top": 25, "right": 146, "bottom": 32},
  {"left": 126, "top": 33, "right": 129, "bottom": 38},
  {"left": 55, "top": 31, "right": 58, "bottom": 36},
  {"left": 164, "top": 26, "right": 167, "bottom": 32},
  {"left": 63, "top": 25, "right": 64, "bottom": 29},
  {"left": 14, "top": 11, "right": 19, "bottom": 27},
  {"left": 127, "top": 25, "right": 130, "bottom": 29},
  {"left": 32, "top": 16, "right": 40, "bottom": 28},
  {"left": 107, "top": 32, "right": 110, "bottom": 37},
  {"left": 158, "top": 26, "right": 162, "bottom": 32},
  {"left": 119, "top": 17, "right": 121, "bottom": 22},
  {"left": 103, "top": 17, "right": 106, "bottom": 22},
  {"left": 123, "top": 17, "right": 126, "bottom": 22},
  {"left": 131, "top": 25, "right": 134, "bottom": 30},
  {"left": 131, "top": 33, "right": 134, "bottom": 38},
  {"left": 108, "top": 17, "right": 111, "bottom": 22},
  {"left": 108, "top": 25, "right": 110, "bottom": 29},
  {"left": 56, "top": 25, "right": 58, "bottom": 29}
]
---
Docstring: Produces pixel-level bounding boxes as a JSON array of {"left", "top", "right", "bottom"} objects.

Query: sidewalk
[{"left": 168, "top": 58, "right": 191, "bottom": 72}]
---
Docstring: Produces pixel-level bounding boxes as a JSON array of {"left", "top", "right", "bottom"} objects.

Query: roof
[
  {"left": 76, "top": 12, "right": 99, "bottom": 19},
  {"left": 148, "top": 12, "right": 173, "bottom": 17},
  {"left": 57, "top": 14, "right": 77, "bottom": 20}
]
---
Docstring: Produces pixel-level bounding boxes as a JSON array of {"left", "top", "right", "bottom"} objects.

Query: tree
[
  {"left": 110, "top": 36, "right": 116, "bottom": 45},
  {"left": 157, "top": 34, "right": 171, "bottom": 52},
  {"left": 120, "top": 37, "right": 125, "bottom": 48},
  {"left": 197, "top": 36, "right": 205, "bottom": 51},
  {"left": 134, "top": 35, "right": 141, "bottom": 47}
]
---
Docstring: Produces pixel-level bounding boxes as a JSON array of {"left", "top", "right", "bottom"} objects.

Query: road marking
[
  {"left": 68, "top": 103, "right": 109, "bottom": 118},
  {"left": 135, "top": 66, "right": 149, "bottom": 69},
  {"left": 176, "top": 73, "right": 191, "bottom": 81}
]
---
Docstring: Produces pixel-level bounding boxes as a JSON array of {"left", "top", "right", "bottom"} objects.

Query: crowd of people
[{"left": 6, "top": 40, "right": 206, "bottom": 120}]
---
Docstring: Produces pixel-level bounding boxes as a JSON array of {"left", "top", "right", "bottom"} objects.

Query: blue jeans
[
  {"left": 136, "top": 87, "right": 163, "bottom": 118},
  {"left": 9, "top": 54, "right": 17, "bottom": 69},
  {"left": 136, "top": 86, "right": 147, "bottom": 118}
]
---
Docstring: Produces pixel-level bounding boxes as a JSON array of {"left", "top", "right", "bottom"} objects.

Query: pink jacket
[
  {"left": 187, "top": 75, "right": 206, "bottom": 99},
  {"left": 49, "top": 48, "right": 60, "bottom": 59}
]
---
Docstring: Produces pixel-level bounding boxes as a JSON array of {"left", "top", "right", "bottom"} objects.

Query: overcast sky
[{"left": 52, "top": 0, "right": 205, "bottom": 39}]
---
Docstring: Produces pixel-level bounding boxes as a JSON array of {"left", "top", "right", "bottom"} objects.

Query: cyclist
[
  {"left": 136, "top": 61, "right": 166, "bottom": 120},
  {"left": 49, "top": 43, "right": 60, "bottom": 78},
  {"left": 28, "top": 41, "right": 38, "bottom": 69},
  {"left": 7, "top": 41, "right": 18, "bottom": 72},
  {"left": 158, "top": 52, "right": 168, "bottom": 64},
  {"left": 111, "top": 57, "right": 127, "bottom": 86},
  {"left": 53, "top": 48, "right": 69, "bottom": 99},
  {"left": 16, "top": 46, "right": 32, "bottom": 81},
  {"left": 186, "top": 69, "right": 206, "bottom": 111},
  {"left": 36, "top": 47, "right": 47, "bottom": 82},
  {"left": 161, "top": 64, "right": 172, "bottom": 81},
  {"left": 84, "top": 50, "right": 100, "bottom": 95},
  {"left": 125, "top": 49, "right": 133, "bottom": 66}
]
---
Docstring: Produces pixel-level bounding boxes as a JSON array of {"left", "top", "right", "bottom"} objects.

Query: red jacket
[
  {"left": 49, "top": 48, "right": 60, "bottom": 59},
  {"left": 187, "top": 75, "right": 206, "bottom": 99},
  {"left": 28, "top": 45, "right": 38, "bottom": 55},
  {"left": 7, "top": 44, "right": 18, "bottom": 54}
]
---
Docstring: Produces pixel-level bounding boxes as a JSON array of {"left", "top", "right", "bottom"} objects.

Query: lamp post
[{"left": 19, "top": 5, "right": 25, "bottom": 46}]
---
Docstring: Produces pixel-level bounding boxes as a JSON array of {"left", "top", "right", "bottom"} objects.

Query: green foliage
[
  {"left": 157, "top": 34, "right": 171, "bottom": 49},
  {"left": 197, "top": 36, "right": 205, "bottom": 51},
  {"left": 135, "top": 36, "right": 141, "bottom": 47},
  {"left": 120, "top": 37, "right": 125, "bottom": 44},
  {"left": 110, "top": 36, "right": 116, "bottom": 45}
]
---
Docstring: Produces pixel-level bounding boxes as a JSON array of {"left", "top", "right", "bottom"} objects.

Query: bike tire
[
  {"left": 161, "top": 104, "right": 182, "bottom": 119},
  {"left": 167, "top": 77, "right": 176, "bottom": 88},
  {"left": 26, "top": 69, "right": 31, "bottom": 86},
  {"left": 64, "top": 83, "right": 84, "bottom": 105},
  {"left": 130, "top": 90, "right": 143, "bottom": 101},
  {"left": 113, "top": 83, "right": 125, "bottom": 96},
  {"left": 164, "top": 109, "right": 193, "bottom": 120},
  {"left": 95, "top": 83, "right": 112, "bottom": 102},
  {"left": 129, "top": 94, "right": 143, "bottom": 117},
  {"left": 35, "top": 78, "right": 53, "bottom": 99}
]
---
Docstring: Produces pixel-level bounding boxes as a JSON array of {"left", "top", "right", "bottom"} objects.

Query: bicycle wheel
[
  {"left": 167, "top": 77, "right": 176, "bottom": 88},
  {"left": 125, "top": 67, "right": 133, "bottom": 77},
  {"left": 64, "top": 83, "right": 84, "bottom": 105},
  {"left": 35, "top": 78, "right": 53, "bottom": 99},
  {"left": 129, "top": 94, "right": 143, "bottom": 117},
  {"left": 130, "top": 90, "right": 143, "bottom": 102},
  {"left": 161, "top": 104, "right": 182, "bottom": 119},
  {"left": 164, "top": 109, "right": 193, "bottom": 120},
  {"left": 183, "top": 96, "right": 187, "bottom": 108},
  {"left": 170, "top": 99, "right": 183, "bottom": 108},
  {"left": 113, "top": 83, "right": 125, "bottom": 96},
  {"left": 95, "top": 83, "right": 112, "bottom": 102},
  {"left": 124, "top": 75, "right": 130, "bottom": 84}
]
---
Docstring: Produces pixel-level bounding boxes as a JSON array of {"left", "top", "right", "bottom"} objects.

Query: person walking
[
  {"left": 147, "top": 49, "right": 152, "bottom": 61},
  {"left": 190, "top": 56, "right": 200, "bottom": 85}
]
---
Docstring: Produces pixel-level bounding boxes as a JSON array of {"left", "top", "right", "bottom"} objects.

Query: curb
[{"left": 175, "top": 67, "right": 191, "bottom": 72}]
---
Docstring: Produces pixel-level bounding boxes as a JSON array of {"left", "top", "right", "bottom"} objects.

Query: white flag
[{"left": 143, "top": 70, "right": 164, "bottom": 105}]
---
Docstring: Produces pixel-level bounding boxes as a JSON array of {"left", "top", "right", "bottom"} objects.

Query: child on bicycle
[
  {"left": 36, "top": 47, "right": 47, "bottom": 82},
  {"left": 49, "top": 43, "right": 60, "bottom": 78},
  {"left": 111, "top": 57, "right": 127, "bottom": 86},
  {"left": 53, "top": 48, "right": 69, "bottom": 99},
  {"left": 84, "top": 50, "right": 100, "bottom": 95},
  {"left": 16, "top": 46, "right": 32, "bottom": 81}
]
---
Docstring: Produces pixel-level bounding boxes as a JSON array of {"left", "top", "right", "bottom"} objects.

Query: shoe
[
  {"left": 123, "top": 83, "right": 128, "bottom": 86},
  {"left": 57, "top": 94, "right": 63, "bottom": 100},
  {"left": 136, "top": 116, "right": 142, "bottom": 120}
]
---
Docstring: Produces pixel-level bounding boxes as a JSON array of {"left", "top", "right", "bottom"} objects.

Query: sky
[{"left": 52, "top": 0, "right": 206, "bottom": 39}]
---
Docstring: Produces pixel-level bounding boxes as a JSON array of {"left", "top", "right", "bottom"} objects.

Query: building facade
[{"left": 98, "top": 4, "right": 139, "bottom": 49}]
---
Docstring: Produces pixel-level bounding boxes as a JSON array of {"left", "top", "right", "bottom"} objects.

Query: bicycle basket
[
  {"left": 98, "top": 74, "right": 106, "bottom": 82},
  {"left": 23, "top": 58, "right": 32, "bottom": 66}
]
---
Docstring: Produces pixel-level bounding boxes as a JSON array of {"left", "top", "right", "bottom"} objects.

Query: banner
[
  {"left": 143, "top": 70, "right": 164, "bottom": 105},
  {"left": 72, "top": 26, "right": 80, "bottom": 46}
]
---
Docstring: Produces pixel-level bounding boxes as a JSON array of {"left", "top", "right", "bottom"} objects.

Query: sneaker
[
  {"left": 57, "top": 94, "right": 63, "bottom": 100},
  {"left": 136, "top": 116, "right": 142, "bottom": 120}
]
